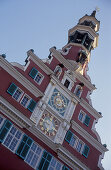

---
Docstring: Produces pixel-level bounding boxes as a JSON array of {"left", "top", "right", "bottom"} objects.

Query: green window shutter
[
  {"left": 82, "top": 145, "right": 89, "bottom": 158},
  {"left": 65, "top": 131, "right": 73, "bottom": 143},
  {"left": 0, "top": 120, "right": 12, "bottom": 142},
  {"left": 16, "top": 134, "right": 33, "bottom": 160},
  {"left": 38, "top": 150, "right": 52, "bottom": 170},
  {"left": 27, "top": 99, "right": 36, "bottom": 112},
  {"left": 7, "top": 83, "right": 17, "bottom": 96},
  {"left": 62, "top": 165, "right": 69, "bottom": 170},
  {"left": 84, "top": 115, "right": 90, "bottom": 126},
  {"left": 29, "top": 68, "right": 38, "bottom": 79}
]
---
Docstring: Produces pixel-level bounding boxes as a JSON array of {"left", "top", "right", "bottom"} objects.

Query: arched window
[
  {"left": 54, "top": 64, "right": 64, "bottom": 78},
  {"left": 74, "top": 83, "right": 84, "bottom": 98}
]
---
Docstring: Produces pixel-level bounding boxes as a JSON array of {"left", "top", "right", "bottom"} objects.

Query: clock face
[
  {"left": 48, "top": 88, "right": 69, "bottom": 116},
  {"left": 39, "top": 113, "right": 59, "bottom": 137}
]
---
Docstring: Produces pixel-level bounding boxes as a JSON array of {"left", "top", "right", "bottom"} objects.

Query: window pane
[
  {"left": 21, "top": 145, "right": 30, "bottom": 159},
  {"left": 9, "top": 138, "right": 18, "bottom": 151},
  {"left": 76, "top": 141, "right": 82, "bottom": 152},
  {"left": 84, "top": 115, "right": 90, "bottom": 126},
  {"left": 3, "top": 134, "right": 13, "bottom": 147},
  {"left": 31, "top": 154, "right": 38, "bottom": 167},
  {"left": 7, "top": 83, "right": 17, "bottom": 96},
  {"left": 43, "top": 160, "right": 49, "bottom": 170},
  {"left": 78, "top": 112, "right": 84, "bottom": 121},
  {"left": 65, "top": 131, "right": 73, "bottom": 143},
  {"left": 27, "top": 99, "right": 36, "bottom": 112},
  {"left": 5, "top": 121, "right": 12, "bottom": 129},
  {"left": 16, "top": 141, "right": 25, "bottom": 155},
  {"left": 0, "top": 117, "right": 3, "bottom": 124},
  {"left": 15, "top": 131, "right": 22, "bottom": 139},
  {"left": 10, "top": 126, "right": 16, "bottom": 135},
  {"left": 23, "top": 135, "right": 28, "bottom": 142},
  {"left": 27, "top": 138, "right": 33, "bottom": 146},
  {"left": 38, "top": 157, "right": 45, "bottom": 170},
  {"left": 21, "top": 96, "right": 29, "bottom": 107},
  {"left": 82, "top": 145, "right": 89, "bottom": 158},
  {"left": 29, "top": 68, "right": 38, "bottom": 79},
  {"left": 13, "top": 89, "right": 22, "bottom": 101},
  {"left": 25, "top": 150, "right": 34, "bottom": 164},
  {"left": 70, "top": 136, "right": 76, "bottom": 147},
  {"left": 35, "top": 74, "right": 42, "bottom": 84}
]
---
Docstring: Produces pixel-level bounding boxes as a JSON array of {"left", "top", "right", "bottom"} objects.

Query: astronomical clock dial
[
  {"left": 48, "top": 88, "right": 69, "bottom": 116},
  {"left": 39, "top": 113, "right": 59, "bottom": 137}
]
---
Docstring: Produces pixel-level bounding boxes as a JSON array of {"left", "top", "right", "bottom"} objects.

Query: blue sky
[{"left": 0, "top": 0, "right": 111, "bottom": 169}]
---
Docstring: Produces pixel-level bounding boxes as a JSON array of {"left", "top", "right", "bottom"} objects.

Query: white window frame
[
  {"left": 76, "top": 139, "right": 85, "bottom": 154},
  {"left": 0, "top": 114, "right": 6, "bottom": 129},
  {"left": 25, "top": 142, "right": 43, "bottom": 169},
  {"left": 34, "top": 72, "right": 44, "bottom": 85},
  {"left": 20, "top": 94, "right": 31, "bottom": 108},
  {"left": 61, "top": 75, "right": 74, "bottom": 90},
  {"left": 78, "top": 110, "right": 86, "bottom": 123},
  {"left": 2, "top": 125, "right": 24, "bottom": 153},
  {"left": 69, "top": 134, "right": 79, "bottom": 148},
  {"left": 12, "top": 87, "right": 24, "bottom": 102}
]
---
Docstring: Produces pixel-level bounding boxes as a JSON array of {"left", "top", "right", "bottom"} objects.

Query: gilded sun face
[{"left": 39, "top": 113, "right": 59, "bottom": 137}]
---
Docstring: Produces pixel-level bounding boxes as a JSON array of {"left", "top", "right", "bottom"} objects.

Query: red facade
[{"left": 0, "top": 11, "right": 107, "bottom": 170}]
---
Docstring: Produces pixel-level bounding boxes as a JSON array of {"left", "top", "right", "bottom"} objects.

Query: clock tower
[{"left": 0, "top": 10, "right": 108, "bottom": 170}]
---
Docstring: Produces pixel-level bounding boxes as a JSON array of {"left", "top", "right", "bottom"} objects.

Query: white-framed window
[
  {"left": 78, "top": 110, "right": 85, "bottom": 122},
  {"left": 61, "top": 74, "right": 74, "bottom": 91},
  {"left": 3, "top": 125, "right": 23, "bottom": 153},
  {"left": 12, "top": 87, "right": 24, "bottom": 102},
  {"left": 69, "top": 134, "right": 78, "bottom": 148},
  {"left": 29, "top": 67, "right": 44, "bottom": 85},
  {"left": 76, "top": 140, "right": 84, "bottom": 153},
  {"left": 65, "top": 130, "right": 90, "bottom": 158},
  {"left": 78, "top": 110, "right": 90, "bottom": 127},
  {"left": 34, "top": 72, "right": 44, "bottom": 85},
  {"left": 48, "top": 157, "right": 63, "bottom": 170},
  {"left": 20, "top": 94, "right": 31, "bottom": 108},
  {"left": 25, "top": 142, "right": 43, "bottom": 169}
]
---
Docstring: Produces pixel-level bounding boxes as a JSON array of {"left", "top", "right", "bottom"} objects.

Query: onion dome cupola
[{"left": 68, "top": 10, "right": 100, "bottom": 52}]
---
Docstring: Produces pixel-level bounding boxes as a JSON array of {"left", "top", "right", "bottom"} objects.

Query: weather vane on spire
[
  {"left": 95, "top": 6, "right": 100, "bottom": 12},
  {"left": 90, "top": 7, "right": 100, "bottom": 17}
]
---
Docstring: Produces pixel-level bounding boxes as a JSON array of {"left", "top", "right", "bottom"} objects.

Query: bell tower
[{"left": 60, "top": 10, "right": 100, "bottom": 76}]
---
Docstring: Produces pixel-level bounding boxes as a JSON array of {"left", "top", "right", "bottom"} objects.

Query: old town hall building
[{"left": 0, "top": 11, "right": 108, "bottom": 170}]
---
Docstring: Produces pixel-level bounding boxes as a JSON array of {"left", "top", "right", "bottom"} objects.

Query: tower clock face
[
  {"left": 48, "top": 88, "right": 69, "bottom": 116},
  {"left": 39, "top": 113, "right": 60, "bottom": 137}
]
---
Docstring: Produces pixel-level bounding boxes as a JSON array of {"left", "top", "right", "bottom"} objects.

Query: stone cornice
[
  {"left": 71, "top": 120, "right": 108, "bottom": 153},
  {"left": 27, "top": 50, "right": 53, "bottom": 75},
  {"left": 0, "top": 96, "right": 33, "bottom": 128},
  {"left": 80, "top": 98, "right": 102, "bottom": 119},
  {"left": 50, "top": 47, "right": 78, "bottom": 71},
  {"left": 56, "top": 144, "right": 90, "bottom": 170},
  {"left": 0, "top": 56, "right": 43, "bottom": 98}
]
